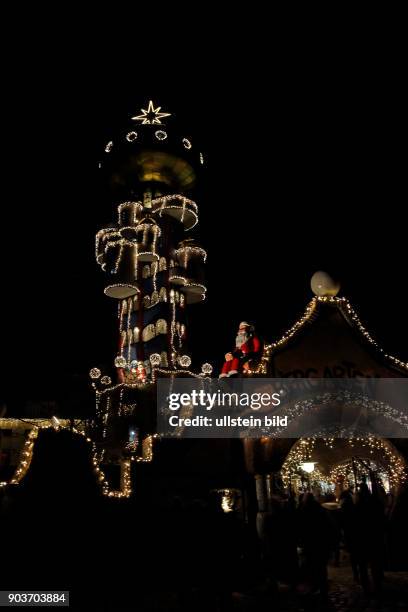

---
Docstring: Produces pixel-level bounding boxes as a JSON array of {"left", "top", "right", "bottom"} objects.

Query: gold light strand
[
  {"left": 133, "top": 241, "right": 138, "bottom": 280},
  {"left": 175, "top": 246, "right": 207, "bottom": 268},
  {"left": 281, "top": 438, "right": 316, "bottom": 487},
  {"left": 10, "top": 428, "right": 38, "bottom": 484},
  {"left": 170, "top": 299, "right": 177, "bottom": 367},
  {"left": 113, "top": 242, "right": 123, "bottom": 274},
  {"left": 97, "top": 196, "right": 200, "bottom": 274},
  {"left": 119, "top": 300, "right": 125, "bottom": 333},
  {"left": 152, "top": 368, "right": 204, "bottom": 380},
  {"left": 0, "top": 420, "right": 70, "bottom": 488},
  {"left": 117, "top": 201, "right": 143, "bottom": 225},
  {"left": 126, "top": 298, "right": 131, "bottom": 366},
  {"left": 281, "top": 436, "right": 406, "bottom": 489},
  {"left": 0, "top": 420, "right": 154, "bottom": 499},
  {"left": 256, "top": 297, "right": 408, "bottom": 375}
]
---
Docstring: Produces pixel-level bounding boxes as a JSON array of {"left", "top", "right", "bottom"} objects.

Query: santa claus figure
[
  {"left": 219, "top": 322, "right": 261, "bottom": 378},
  {"left": 136, "top": 361, "right": 147, "bottom": 382}
]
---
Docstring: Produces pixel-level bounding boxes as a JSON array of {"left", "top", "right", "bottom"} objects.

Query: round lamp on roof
[{"left": 311, "top": 271, "right": 340, "bottom": 297}]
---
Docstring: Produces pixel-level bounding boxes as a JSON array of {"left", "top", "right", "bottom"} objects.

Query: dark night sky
[{"left": 1, "top": 44, "right": 407, "bottom": 414}]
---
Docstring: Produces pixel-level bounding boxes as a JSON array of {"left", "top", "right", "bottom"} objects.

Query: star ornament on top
[{"left": 132, "top": 100, "right": 171, "bottom": 125}]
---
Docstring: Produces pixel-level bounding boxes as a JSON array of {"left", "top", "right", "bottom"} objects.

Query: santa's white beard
[{"left": 235, "top": 332, "right": 248, "bottom": 348}]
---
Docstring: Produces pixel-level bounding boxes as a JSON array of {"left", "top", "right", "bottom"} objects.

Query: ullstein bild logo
[{"left": 157, "top": 378, "right": 408, "bottom": 439}]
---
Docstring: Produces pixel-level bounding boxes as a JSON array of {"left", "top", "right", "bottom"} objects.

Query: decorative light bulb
[{"left": 201, "top": 363, "right": 213, "bottom": 375}]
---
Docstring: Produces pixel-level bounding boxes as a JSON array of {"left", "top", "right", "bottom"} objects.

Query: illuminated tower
[{"left": 89, "top": 101, "right": 209, "bottom": 496}]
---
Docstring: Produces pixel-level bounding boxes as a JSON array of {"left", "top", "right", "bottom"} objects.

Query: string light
[
  {"left": 150, "top": 353, "right": 161, "bottom": 367},
  {"left": 256, "top": 390, "right": 408, "bottom": 439},
  {"left": 126, "top": 131, "right": 138, "bottom": 142},
  {"left": 152, "top": 368, "right": 204, "bottom": 380},
  {"left": 178, "top": 355, "right": 192, "bottom": 368},
  {"left": 0, "top": 420, "right": 71, "bottom": 489},
  {"left": 220, "top": 489, "right": 234, "bottom": 512},
  {"left": 155, "top": 130, "right": 167, "bottom": 140},
  {"left": 174, "top": 245, "right": 207, "bottom": 266},
  {"left": 10, "top": 428, "right": 38, "bottom": 484},
  {"left": 154, "top": 194, "right": 198, "bottom": 229},
  {"left": 252, "top": 296, "right": 408, "bottom": 375},
  {"left": 201, "top": 363, "right": 213, "bottom": 375},
  {"left": 114, "top": 356, "right": 127, "bottom": 368},
  {"left": 117, "top": 202, "right": 143, "bottom": 225},
  {"left": 330, "top": 458, "right": 392, "bottom": 492},
  {"left": 104, "top": 284, "right": 139, "bottom": 298},
  {"left": 281, "top": 436, "right": 407, "bottom": 490}
]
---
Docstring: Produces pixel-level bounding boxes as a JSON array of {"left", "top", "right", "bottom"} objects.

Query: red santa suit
[{"left": 220, "top": 326, "right": 261, "bottom": 377}]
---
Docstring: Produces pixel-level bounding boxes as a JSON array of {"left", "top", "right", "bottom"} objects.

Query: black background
[
  {"left": 0, "top": 37, "right": 407, "bottom": 415},
  {"left": 1, "top": 22, "right": 408, "bottom": 610}
]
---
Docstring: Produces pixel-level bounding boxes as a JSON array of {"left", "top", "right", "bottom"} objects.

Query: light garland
[
  {"left": 94, "top": 380, "right": 154, "bottom": 396},
  {"left": 252, "top": 296, "right": 408, "bottom": 375},
  {"left": 97, "top": 197, "right": 200, "bottom": 280},
  {"left": 170, "top": 301, "right": 177, "bottom": 367},
  {"left": 0, "top": 420, "right": 70, "bottom": 489},
  {"left": 153, "top": 194, "right": 198, "bottom": 227},
  {"left": 254, "top": 390, "right": 408, "bottom": 439},
  {"left": 96, "top": 213, "right": 182, "bottom": 281},
  {"left": 117, "top": 202, "right": 143, "bottom": 225},
  {"left": 182, "top": 281, "right": 206, "bottom": 293},
  {"left": 9, "top": 428, "right": 38, "bottom": 484},
  {"left": 126, "top": 131, "right": 138, "bottom": 142},
  {"left": 126, "top": 297, "right": 131, "bottom": 365},
  {"left": 174, "top": 245, "right": 207, "bottom": 267},
  {"left": 329, "top": 458, "right": 390, "bottom": 491},
  {"left": 155, "top": 130, "right": 167, "bottom": 140},
  {"left": 281, "top": 436, "right": 407, "bottom": 490},
  {"left": 103, "top": 460, "right": 132, "bottom": 498},
  {"left": 103, "top": 284, "right": 139, "bottom": 298},
  {"left": 152, "top": 368, "right": 205, "bottom": 380},
  {"left": 95, "top": 227, "right": 116, "bottom": 261},
  {"left": 72, "top": 426, "right": 157, "bottom": 497},
  {"left": 168, "top": 274, "right": 206, "bottom": 301}
]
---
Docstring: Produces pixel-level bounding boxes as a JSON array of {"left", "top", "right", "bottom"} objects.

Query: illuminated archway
[{"left": 281, "top": 436, "right": 407, "bottom": 494}]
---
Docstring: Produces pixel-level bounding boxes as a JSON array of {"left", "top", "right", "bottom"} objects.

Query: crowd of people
[
  {"left": 238, "top": 481, "right": 402, "bottom": 608},
  {"left": 1, "top": 431, "right": 406, "bottom": 610},
  {"left": 143, "top": 481, "right": 401, "bottom": 609},
  {"left": 292, "top": 485, "right": 386, "bottom": 598}
]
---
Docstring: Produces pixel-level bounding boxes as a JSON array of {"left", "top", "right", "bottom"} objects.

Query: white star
[{"left": 131, "top": 100, "right": 171, "bottom": 125}]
